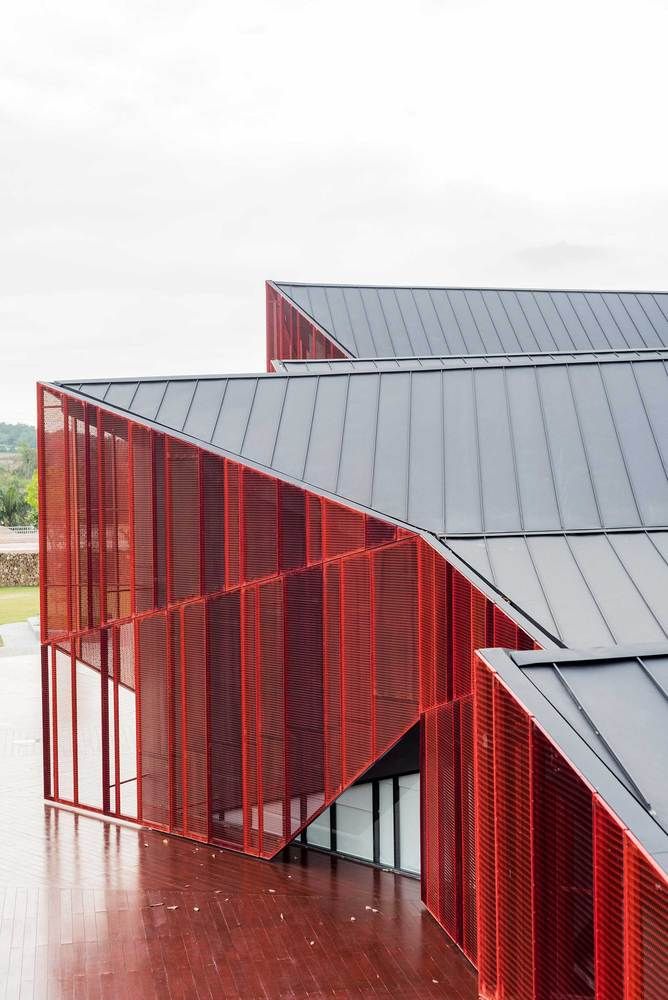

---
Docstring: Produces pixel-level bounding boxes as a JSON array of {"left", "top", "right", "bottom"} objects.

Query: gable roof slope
[{"left": 273, "top": 282, "right": 668, "bottom": 358}]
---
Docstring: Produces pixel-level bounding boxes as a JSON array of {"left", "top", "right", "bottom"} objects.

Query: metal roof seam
[
  {"left": 616, "top": 292, "right": 649, "bottom": 348},
  {"left": 268, "top": 377, "right": 290, "bottom": 469},
  {"left": 636, "top": 656, "right": 668, "bottom": 704},
  {"left": 152, "top": 379, "right": 171, "bottom": 422},
  {"left": 355, "top": 286, "right": 380, "bottom": 356},
  {"left": 550, "top": 664, "right": 653, "bottom": 812},
  {"left": 548, "top": 291, "right": 581, "bottom": 351},
  {"left": 425, "top": 287, "right": 452, "bottom": 352},
  {"left": 563, "top": 363, "right": 605, "bottom": 529},
  {"left": 368, "top": 373, "right": 383, "bottom": 513},
  {"left": 324, "top": 286, "right": 359, "bottom": 357},
  {"left": 179, "top": 379, "right": 200, "bottom": 433},
  {"left": 652, "top": 293, "right": 668, "bottom": 328},
  {"left": 594, "top": 291, "right": 632, "bottom": 349},
  {"left": 627, "top": 361, "right": 668, "bottom": 483},
  {"left": 604, "top": 534, "right": 668, "bottom": 640},
  {"left": 442, "top": 288, "right": 467, "bottom": 352},
  {"left": 502, "top": 365, "right": 526, "bottom": 534},
  {"left": 410, "top": 288, "right": 438, "bottom": 355},
  {"left": 597, "top": 364, "right": 646, "bottom": 524},
  {"left": 127, "top": 381, "right": 142, "bottom": 411},
  {"left": 561, "top": 533, "right": 618, "bottom": 644},
  {"left": 470, "top": 370, "right": 486, "bottom": 535},
  {"left": 332, "top": 374, "right": 351, "bottom": 495},
  {"left": 390, "top": 288, "right": 415, "bottom": 355},
  {"left": 208, "top": 379, "right": 230, "bottom": 444},
  {"left": 372, "top": 288, "right": 399, "bottom": 357},
  {"left": 236, "top": 378, "right": 260, "bottom": 456},
  {"left": 300, "top": 374, "right": 323, "bottom": 485},
  {"left": 492, "top": 289, "right": 524, "bottom": 352},
  {"left": 404, "top": 370, "right": 414, "bottom": 523},
  {"left": 633, "top": 291, "right": 661, "bottom": 342},
  {"left": 531, "top": 366, "right": 566, "bottom": 530},
  {"left": 576, "top": 292, "right": 614, "bottom": 350}
]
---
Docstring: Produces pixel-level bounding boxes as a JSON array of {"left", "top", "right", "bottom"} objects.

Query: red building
[{"left": 38, "top": 281, "right": 668, "bottom": 998}]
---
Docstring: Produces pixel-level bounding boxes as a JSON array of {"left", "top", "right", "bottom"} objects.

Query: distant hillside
[{"left": 0, "top": 423, "right": 37, "bottom": 452}]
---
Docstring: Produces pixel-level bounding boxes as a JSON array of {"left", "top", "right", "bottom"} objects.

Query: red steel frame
[
  {"left": 265, "top": 283, "right": 347, "bottom": 370},
  {"left": 474, "top": 651, "right": 668, "bottom": 1000}
]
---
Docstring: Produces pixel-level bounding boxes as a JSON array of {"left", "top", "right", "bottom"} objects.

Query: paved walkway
[{"left": 0, "top": 620, "right": 477, "bottom": 1000}]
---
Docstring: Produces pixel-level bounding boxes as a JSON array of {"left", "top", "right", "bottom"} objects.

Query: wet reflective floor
[{"left": 0, "top": 621, "right": 477, "bottom": 999}]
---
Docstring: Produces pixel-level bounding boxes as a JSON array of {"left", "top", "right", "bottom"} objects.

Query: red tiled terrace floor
[{"left": 0, "top": 622, "right": 477, "bottom": 999}]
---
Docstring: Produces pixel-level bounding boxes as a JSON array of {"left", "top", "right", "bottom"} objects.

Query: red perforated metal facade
[
  {"left": 419, "top": 551, "right": 535, "bottom": 964},
  {"left": 39, "top": 385, "right": 425, "bottom": 858},
  {"left": 38, "top": 377, "right": 668, "bottom": 999},
  {"left": 266, "top": 283, "right": 346, "bottom": 369},
  {"left": 474, "top": 652, "right": 668, "bottom": 1000}
]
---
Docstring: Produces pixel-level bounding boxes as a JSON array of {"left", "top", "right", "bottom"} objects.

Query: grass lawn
[{"left": 0, "top": 586, "right": 39, "bottom": 626}]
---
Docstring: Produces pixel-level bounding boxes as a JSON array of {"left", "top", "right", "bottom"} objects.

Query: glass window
[
  {"left": 335, "top": 784, "right": 373, "bottom": 861},
  {"left": 399, "top": 773, "right": 420, "bottom": 875},
  {"left": 378, "top": 778, "right": 395, "bottom": 867},
  {"left": 306, "top": 807, "right": 331, "bottom": 849}
]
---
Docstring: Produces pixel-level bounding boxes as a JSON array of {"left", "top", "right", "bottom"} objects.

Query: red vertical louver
[
  {"left": 473, "top": 652, "right": 668, "bottom": 999},
  {"left": 265, "top": 283, "right": 347, "bottom": 369}
]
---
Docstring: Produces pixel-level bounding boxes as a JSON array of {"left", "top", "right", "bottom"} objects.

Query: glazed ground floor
[{"left": 0, "top": 620, "right": 477, "bottom": 1000}]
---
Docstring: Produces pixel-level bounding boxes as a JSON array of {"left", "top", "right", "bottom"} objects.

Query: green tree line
[
  {"left": 0, "top": 433, "right": 38, "bottom": 526},
  {"left": 0, "top": 422, "right": 36, "bottom": 452}
]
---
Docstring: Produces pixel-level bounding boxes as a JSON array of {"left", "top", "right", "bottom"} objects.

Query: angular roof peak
[{"left": 273, "top": 282, "right": 668, "bottom": 358}]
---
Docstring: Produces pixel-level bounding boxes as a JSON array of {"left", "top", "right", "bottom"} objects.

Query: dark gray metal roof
[
  {"left": 273, "top": 348, "right": 668, "bottom": 374},
  {"left": 274, "top": 282, "right": 668, "bottom": 358},
  {"left": 58, "top": 355, "right": 668, "bottom": 539},
  {"left": 481, "top": 643, "right": 668, "bottom": 873},
  {"left": 445, "top": 532, "right": 668, "bottom": 648}
]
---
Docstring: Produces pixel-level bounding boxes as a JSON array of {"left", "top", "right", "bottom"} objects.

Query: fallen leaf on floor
[
  {"left": 162, "top": 839, "right": 168, "bottom": 845},
  {"left": 280, "top": 913, "right": 284, "bottom": 921},
  {"left": 268, "top": 888, "right": 276, "bottom": 893},
  {"left": 166, "top": 906, "right": 178, "bottom": 911},
  {"left": 193, "top": 907, "right": 200, "bottom": 912},
  {"left": 309, "top": 941, "right": 315, "bottom": 946},
  {"left": 350, "top": 916, "right": 356, "bottom": 921}
]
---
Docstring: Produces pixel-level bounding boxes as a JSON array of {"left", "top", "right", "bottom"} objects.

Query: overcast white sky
[{"left": 3, "top": 0, "right": 668, "bottom": 424}]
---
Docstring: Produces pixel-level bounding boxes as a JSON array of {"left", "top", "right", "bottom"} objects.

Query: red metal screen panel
[
  {"left": 265, "top": 283, "right": 346, "bottom": 370},
  {"left": 594, "top": 800, "right": 626, "bottom": 1000},
  {"left": 493, "top": 680, "right": 535, "bottom": 1000},
  {"left": 341, "top": 553, "right": 372, "bottom": 785},
  {"left": 373, "top": 541, "right": 419, "bottom": 753},
  {"left": 39, "top": 388, "right": 69, "bottom": 640},
  {"left": 167, "top": 439, "right": 201, "bottom": 603},
  {"left": 532, "top": 725, "right": 594, "bottom": 999},
  {"left": 474, "top": 657, "right": 498, "bottom": 997},
  {"left": 258, "top": 578, "right": 285, "bottom": 853},
  {"left": 473, "top": 654, "right": 668, "bottom": 1000},
  {"left": 208, "top": 591, "right": 242, "bottom": 848},
  {"left": 323, "top": 561, "right": 342, "bottom": 799},
  {"left": 459, "top": 694, "right": 477, "bottom": 964},
  {"left": 137, "top": 613, "right": 169, "bottom": 828},
  {"left": 626, "top": 841, "right": 668, "bottom": 1000}
]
